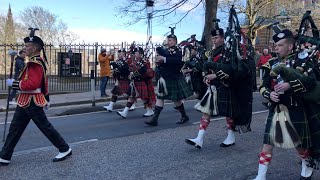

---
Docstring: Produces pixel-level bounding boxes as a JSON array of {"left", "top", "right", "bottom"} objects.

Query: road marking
[
  {"left": 192, "top": 110, "right": 269, "bottom": 125},
  {"left": 13, "top": 139, "right": 98, "bottom": 156},
  {"left": 0, "top": 122, "right": 11, "bottom": 125}
]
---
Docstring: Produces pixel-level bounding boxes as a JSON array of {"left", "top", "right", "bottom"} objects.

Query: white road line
[
  {"left": 0, "top": 122, "right": 11, "bottom": 125},
  {"left": 13, "top": 139, "right": 98, "bottom": 156}
]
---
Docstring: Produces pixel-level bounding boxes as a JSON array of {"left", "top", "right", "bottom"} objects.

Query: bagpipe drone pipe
[{"left": 223, "top": 6, "right": 250, "bottom": 77}]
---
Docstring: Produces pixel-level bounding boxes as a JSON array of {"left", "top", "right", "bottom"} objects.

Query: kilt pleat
[
  {"left": 216, "top": 85, "right": 233, "bottom": 117},
  {"left": 133, "top": 80, "right": 149, "bottom": 100},
  {"left": 305, "top": 103, "right": 320, "bottom": 168},
  {"left": 119, "top": 79, "right": 130, "bottom": 95},
  {"left": 145, "top": 79, "right": 156, "bottom": 107},
  {"left": 157, "top": 78, "right": 193, "bottom": 101},
  {"left": 263, "top": 105, "right": 311, "bottom": 149},
  {"left": 191, "top": 74, "right": 207, "bottom": 98}
]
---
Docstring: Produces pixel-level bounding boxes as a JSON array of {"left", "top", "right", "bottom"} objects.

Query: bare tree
[
  {"left": 116, "top": 0, "right": 219, "bottom": 49},
  {"left": 219, "top": 0, "right": 275, "bottom": 47},
  {"left": 0, "top": 15, "right": 6, "bottom": 44},
  {"left": 19, "top": 6, "right": 78, "bottom": 44},
  {"left": 219, "top": 0, "right": 320, "bottom": 47},
  {"left": 276, "top": 0, "right": 320, "bottom": 31}
]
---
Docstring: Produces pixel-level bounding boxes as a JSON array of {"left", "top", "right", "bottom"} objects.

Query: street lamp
[
  {"left": 145, "top": 0, "right": 155, "bottom": 66},
  {"left": 146, "top": 0, "right": 154, "bottom": 13}
]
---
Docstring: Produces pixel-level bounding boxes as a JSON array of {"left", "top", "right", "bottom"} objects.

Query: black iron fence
[{"left": 0, "top": 42, "right": 158, "bottom": 93}]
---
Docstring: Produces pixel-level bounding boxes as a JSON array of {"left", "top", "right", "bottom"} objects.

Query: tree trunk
[{"left": 202, "top": 0, "right": 219, "bottom": 50}]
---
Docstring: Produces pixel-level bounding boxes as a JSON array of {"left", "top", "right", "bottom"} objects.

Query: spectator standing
[
  {"left": 257, "top": 48, "right": 272, "bottom": 81},
  {"left": 8, "top": 50, "right": 26, "bottom": 105},
  {"left": 98, "top": 48, "right": 114, "bottom": 97}
]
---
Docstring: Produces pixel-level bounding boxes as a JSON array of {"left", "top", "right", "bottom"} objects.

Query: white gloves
[{"left": 6, "top": 79, "right": 14, "bottom": 87}]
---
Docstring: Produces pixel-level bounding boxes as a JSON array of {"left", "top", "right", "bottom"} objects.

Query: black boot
[
  {"left": 175, "top": 103, "right": 189, "bottom": 124},
  {"left": 144, "top": 106, "right": 163, "bottom": 126}
]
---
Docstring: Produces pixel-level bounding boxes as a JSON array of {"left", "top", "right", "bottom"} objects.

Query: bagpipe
[
  {"left": 270, "top": 11, "right": 320, "bottom": 103},
  {"left": 223, "top": 5, "right": 248, "bottom": 73},
  {"left": 142, "top": 36, "right": 156, "bottom": 79},
  {"left": 203, "top": 6, "right": 252, "bottom": 81},
  {"left": 268, "top": 11, "right": 320, "bottom": 148},
  {"left": 179, "top": 34, "right": 206, "bottom": 62}
]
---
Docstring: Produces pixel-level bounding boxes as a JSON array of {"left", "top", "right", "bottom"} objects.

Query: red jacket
[
  {"left": 12, "top": 55, "right": 48, "bottom": 108},
  {"left": 257, "top": 54, "right": 272, "bottom": 68}
]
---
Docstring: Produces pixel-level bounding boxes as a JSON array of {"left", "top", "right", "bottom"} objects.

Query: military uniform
[
  {"left": 270, "top": 44, "right": 320, "bottom": 169},
  {"left": 260, "top": 54, "right": 313, "bottom": 148},
  {"left": 104, "top": 49, "right": 131, "bottom": 112},
  {"left": 116, "top": 47, "right": 156, "bottom": 118},
  {"left": 0, "top": 33, "right": 71, "bottom": 165},
  {"left": 144, "top": 33, "right": 193, "bottom": 126},
  {"left": 183, "top": 51, "right": 206, "bottom": 99},
  {"left": 186, "top": 28, "right": 252, "bottom": 149},
  {"left": 254, "top": 29, "right": 319, "bottom": 180},
  {"left": 155, "top": 45, "right": 193, "bottom": 100}
]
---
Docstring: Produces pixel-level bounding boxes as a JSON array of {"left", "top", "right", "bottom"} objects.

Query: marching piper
[
  {"left": 116, "top": 47, "right": 156, "bottom": 118},
  {"left": 144, "top": 29, "right": 193, "bottom": 126}
]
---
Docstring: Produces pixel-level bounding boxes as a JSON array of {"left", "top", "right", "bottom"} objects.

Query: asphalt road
[
  {"left": 0, "top": 92, "right": 318, "bottom": 179},
  {"left": 0, "top": 92, "right": 267, "bottom": 152}
]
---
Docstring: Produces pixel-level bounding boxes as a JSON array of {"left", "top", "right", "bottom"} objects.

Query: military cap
[
  {"left": 134, "top": 47, "right": 144, "bottom": 54},
  {"left": 211, "top": 28, "right": 224, "bottom": 36},
  {"left": 118, "top": 48, "right": 126, "bottom": 53},
  {"left": 167, "top": 34, "right": 177, "bottom": 41},
  {"left": 23, "top": 36, "right": 44, "bottom": 47},
  {"left": 272, "top": 29, "right": 294, "bottom": 43}
]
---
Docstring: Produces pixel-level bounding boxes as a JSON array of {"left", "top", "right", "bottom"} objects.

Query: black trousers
[{"left": 0, "top": 101, "right": 69, "bottom": 160}]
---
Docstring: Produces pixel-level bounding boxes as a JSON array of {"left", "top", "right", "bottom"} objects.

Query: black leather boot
[
  {"left": 144, "top": 106, "right": 163, "bottom": 126},
  {"left": 175, "top": 103, "right": 189, "bottom": 124}
]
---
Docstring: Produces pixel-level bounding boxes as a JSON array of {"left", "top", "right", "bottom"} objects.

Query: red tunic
[{"left": 14, "top": 56, "right": 49, "bottom": 108}]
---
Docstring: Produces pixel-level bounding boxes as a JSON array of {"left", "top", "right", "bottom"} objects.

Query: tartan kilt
[
  {"left": 133, "top": 80, "right": 149, "bottom": 100},
  {"left": 263, "top": 105, "right": 311, "bottom": 149},
  {"left": 305, "top": 103, "right": 320, "bottom": 167},
  {"left": 191, "top": 74, "right": 206, "bottom": 98},
  {"left": 145, "top": 79, "right": 156, "bottom": 107},
  {"left": 216, "top": 85, "right": 233, "bottom": 117},
  {"left": 157, "top": 77, "right": 193, "bottom": 101},
  {"left": 119, "top": 79, "right": 130, "bottom": 95}
]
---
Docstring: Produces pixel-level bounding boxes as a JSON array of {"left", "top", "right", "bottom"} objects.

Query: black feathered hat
[
  {"left": 211, "top": 28, "right": 224, "bottom": 36},
  {"left": 23, "top": 28, "right": 44, "bottom": 47},
  {"left": 167, "top": 26, "right": 177, "bottom": 41},
  {"left": 118, "top": 48, "right": 126, "bottom": 53},
  {"left": 134, "top": 47, "right": 144, "bottom": 54}
]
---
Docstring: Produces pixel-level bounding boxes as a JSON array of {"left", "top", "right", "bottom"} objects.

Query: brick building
[{"left": 255, "top": 0, "right": 320, "bottom": 52}]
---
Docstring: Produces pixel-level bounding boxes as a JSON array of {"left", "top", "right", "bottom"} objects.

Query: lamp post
[
  {"left": 145, "top": 0, "right": 155, "bottom": 66},
  {"left": 146, "top": 0, "right": 154, "bottom": 18}
]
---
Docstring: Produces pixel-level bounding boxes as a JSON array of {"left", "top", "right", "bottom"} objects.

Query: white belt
[{"left": 19, "top": 88, "right": 41, "bottom": 94}]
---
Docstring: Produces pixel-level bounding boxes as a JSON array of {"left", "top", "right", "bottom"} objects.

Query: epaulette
[{"left": 28, "top": 56, "right": 47, "bottom": 73}]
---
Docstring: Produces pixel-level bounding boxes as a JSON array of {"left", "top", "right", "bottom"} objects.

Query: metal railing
[{"left": 0, "top": 42, "right": 158, "bottom": 93}]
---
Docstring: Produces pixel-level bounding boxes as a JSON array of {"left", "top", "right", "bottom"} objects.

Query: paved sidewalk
[{"left": 0, "top": 89, "right": 117, "bottom": 112}]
